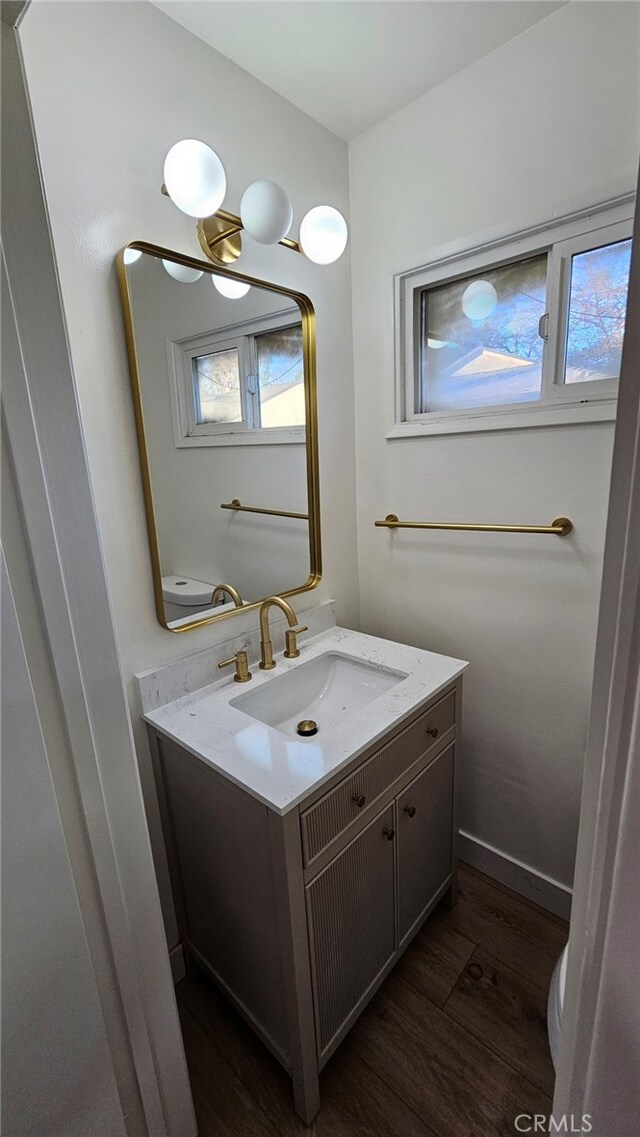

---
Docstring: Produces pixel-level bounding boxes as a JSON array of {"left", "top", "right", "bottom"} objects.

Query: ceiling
[{"left": 151, "top": 1, "right": 566, "bottom": 141}]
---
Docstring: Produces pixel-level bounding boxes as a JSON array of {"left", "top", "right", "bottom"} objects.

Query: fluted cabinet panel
[
  {"left": 159, "top": 739, "right": 289, "bottom": 1058},
  {"left": 306, "top": 805, "right": 396, "bottom": 1056},
  {"left": 397, "top": 745, "right": 454, "bottom": 944}
]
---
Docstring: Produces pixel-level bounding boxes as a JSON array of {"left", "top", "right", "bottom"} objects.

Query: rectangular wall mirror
[{"left": 117, "top": 243, "right": 321, "bottom": 631}]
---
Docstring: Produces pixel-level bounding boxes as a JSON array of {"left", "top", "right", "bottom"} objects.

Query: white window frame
[
  {"left": 392, "top": 197, "right": 634, "bottom": 438},
  {"left": 184, "top": 331, "right": 250, "bottom": 438},
  {"left": 167, "top": 307, "right": 305, "bottom": 448}
]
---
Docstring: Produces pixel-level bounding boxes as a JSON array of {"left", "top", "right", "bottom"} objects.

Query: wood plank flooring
[{"left": 176, "top": 864, "right": 568, "bottom": 1136}]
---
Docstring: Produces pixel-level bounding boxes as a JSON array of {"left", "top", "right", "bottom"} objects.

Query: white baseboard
[
  {"left": 169, "top": 943, "right": 186, "bottom": 986},
  {"left": 458, "top": 830, "right": 573, "bottom": 921}
]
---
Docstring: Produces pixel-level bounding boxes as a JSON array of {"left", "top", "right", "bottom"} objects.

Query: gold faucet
[
  {"left": 218, "top": 649, "right": 252, "bottom": 683},
  {"left": 258, "top": 597, "right": 308, "bottom": 670},
  {"left": 211, "top": 583, "right": 244, "bottom": 608}
]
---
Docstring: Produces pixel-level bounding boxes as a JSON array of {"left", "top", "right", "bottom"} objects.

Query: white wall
[
  {"left": 349, "top": 1, "right": 640, "bottom": 903},
  {"left": 20, "top": 0, "right": 639, "bottom": 930},
  {"left": 554, "top": 185, "right": 640, "bottom": 1135},
  {"left": 20, "top": 0, "right": 359, "bottom": 946},
  {"left": 3, "top": 15, "right": 195, "bottom": 1127},
  {"left": 128, "top": 253, "right": 309, "bottom": 603},
  {"left": 2, "top": 446, "right": 129, "bottom": 1137}
]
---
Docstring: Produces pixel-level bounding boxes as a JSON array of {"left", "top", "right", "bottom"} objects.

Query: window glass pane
[
  {"left": 419, "top": 254, "right": 547, "bottom": 412},
  {"left": 564, "top": 238, "right": 631, "bottom": 383},
  {"left": 193, "top": 347, "right": 242, "bottom": 424},
  {"left": 256, "top": 325, "right": 305, "bottom": 428}
]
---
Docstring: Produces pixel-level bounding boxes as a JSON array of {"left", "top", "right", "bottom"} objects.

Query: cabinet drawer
[{"left": 301, "top": 689, "right": 455, "bottom": 867}]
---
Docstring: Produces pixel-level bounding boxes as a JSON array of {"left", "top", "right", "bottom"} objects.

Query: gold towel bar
[
  {"left": 221, "top": 498, "right": 309, "bottom": 521},
  {"left": 375, "top": 514, "right": 573, "bottom": 537}
]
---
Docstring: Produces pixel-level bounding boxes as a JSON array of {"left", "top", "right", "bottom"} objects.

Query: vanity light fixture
[
  {"left": 240, "top": 180, "right": 293, "bottom": 245},
  {"left": 212, "top": 276, "right": 251, "bottom": 299},
  {"left": 161, "top": 138, "right": 348, "bottom": 267},
  {"left": 123, "top": 247, "right": 142, "bottom": 265},
  {"left": 163, "top": 139, "right": 227, "bottom": 219},
  {"left": 299, "top": 205, "right": 348, "bottom": 266},
  {"left": 461, "top": 279, "right": 498, "bottom": 321},
  {"left": 161, "top": 259, "right": 203, "bottom": 283}
]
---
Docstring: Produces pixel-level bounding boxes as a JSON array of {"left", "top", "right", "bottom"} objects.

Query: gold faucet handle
[
  {"left": 284, "top": 625, "right": 308, "bottom": 659},
  {"left": 218, "top": 650, "right": 252, "bottom": 683}
]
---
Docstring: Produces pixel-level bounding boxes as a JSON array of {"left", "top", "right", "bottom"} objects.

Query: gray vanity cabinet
[
  {"left": 306, "top": 803, "right": 397, "bottom": 1059},
  {"left": 397, "top": 745, "right": 454, "bottom": 945},
  {"left": 158, "top": 738, "right": 290, "bottom": 1060},
  {"left": 150, "top": 676, "right": 462, "bottom": 1125}
]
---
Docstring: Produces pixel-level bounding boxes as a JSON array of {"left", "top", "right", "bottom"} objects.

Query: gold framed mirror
[{"left": 117, "top": 242, "right": 321, "bottom": 632}]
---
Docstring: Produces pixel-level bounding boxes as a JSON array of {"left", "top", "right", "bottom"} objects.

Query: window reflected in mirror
[
  {"left": 256, "top": 324, "right": 304, "bottom": 428},
  {"left": 194, "top": 346, "right": 242, "bottom": 425}
]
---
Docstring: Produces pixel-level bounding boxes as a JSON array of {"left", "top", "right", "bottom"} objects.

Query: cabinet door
[
  {"left": 306, "top": 804, "right": 396, "bottom": 1060},
  {"left": 397, "top": 745, "right": 454, "bottom": 946}
]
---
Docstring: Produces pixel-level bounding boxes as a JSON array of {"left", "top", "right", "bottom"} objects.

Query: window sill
[
  {"left": 174, "top": 427, "right": 306, "bottom": 448},
  {"left": 388, "top": 399, "right": 617, "bottom": 439}
]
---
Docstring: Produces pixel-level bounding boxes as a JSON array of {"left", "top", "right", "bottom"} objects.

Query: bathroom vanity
[{"left": 142, "top": 623, "right": 466, "bottom": 1122}]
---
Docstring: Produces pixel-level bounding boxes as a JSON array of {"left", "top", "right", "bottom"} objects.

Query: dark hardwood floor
[{"left": 176, "top": 864, "right": 568, "bottom": 1136}]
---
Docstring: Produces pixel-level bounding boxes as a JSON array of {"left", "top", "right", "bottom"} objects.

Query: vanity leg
[
  {"left": 268, "top": 809, "right": 321, "bottom": 1125},
  {"left": 183, "top": 946, "right": 202, "bottom": 980},
  {"left": 292, "top": 1067, "right": 320, "bottom": 1126},
  {"left": 444, "top": 869, "right": 459, "bottom": 909}
]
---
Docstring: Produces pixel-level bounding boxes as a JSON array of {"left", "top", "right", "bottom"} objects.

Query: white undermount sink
[
  {"left": 230, "top": 651, "right": 408, "bottom": 739},
  {"left": 139, "top": 619, "right": 468, "bottom": 813}
]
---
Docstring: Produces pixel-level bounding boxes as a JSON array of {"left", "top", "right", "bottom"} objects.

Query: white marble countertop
[{"left": 142, "top": 627, "right": 468, "bottom": 815}]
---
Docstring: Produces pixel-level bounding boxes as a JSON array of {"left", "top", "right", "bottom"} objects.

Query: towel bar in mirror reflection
[
  {"left": 117, "top": 242, "right": 321, "bottom": 632},
  {"left": 221, "top": 498, "right": 309, "bottom": 521}
]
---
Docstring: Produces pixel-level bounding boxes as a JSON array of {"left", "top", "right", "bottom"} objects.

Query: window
[
  {"left": 169, "top": 309, "right": 305, "bottom": 447},
  {"left": 193, "top": 345, "right": 242, "bottom": 424},
  {"left": 255, "top": 324, "right": 305, "bottom": 428},
  {"left": 420, "top": 253, "right": 547, "bottom": 412},
  {"left": 563, "top": 238, "right": 631, "bottom": 385},
  {"left": 395, "top": 200, "right": 633, "bottom": 436}
]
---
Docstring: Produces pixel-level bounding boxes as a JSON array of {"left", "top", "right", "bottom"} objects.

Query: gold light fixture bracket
[{"left": 197, "top": 210, "right": 243, "bottom": 266}]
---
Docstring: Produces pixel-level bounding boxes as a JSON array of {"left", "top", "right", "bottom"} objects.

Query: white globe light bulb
[
  {"left": 212, "top": 276, "right": 251, "bottom": 299},
  {"left": 461, "top": 280, "right": 498, "bottom": 321},
  {"left": 162, "top": 259, "right": 203, "bottom": 283},
  {"left": 163, "top": 139, "right": 226, "bottom": 218},
  {"left": 299, "top": 205, "right": 348, "bottom": 265},
  {"left": 240, "top": 180, "right": 293, "bottom": 245},
  {"left": 123, "top": 248, "right": 142, "bottom": 265}
]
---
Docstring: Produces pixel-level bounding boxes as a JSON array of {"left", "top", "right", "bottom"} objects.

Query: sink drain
[{"left": 297, "top": 719, "right": 318, "bottom": 737}]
